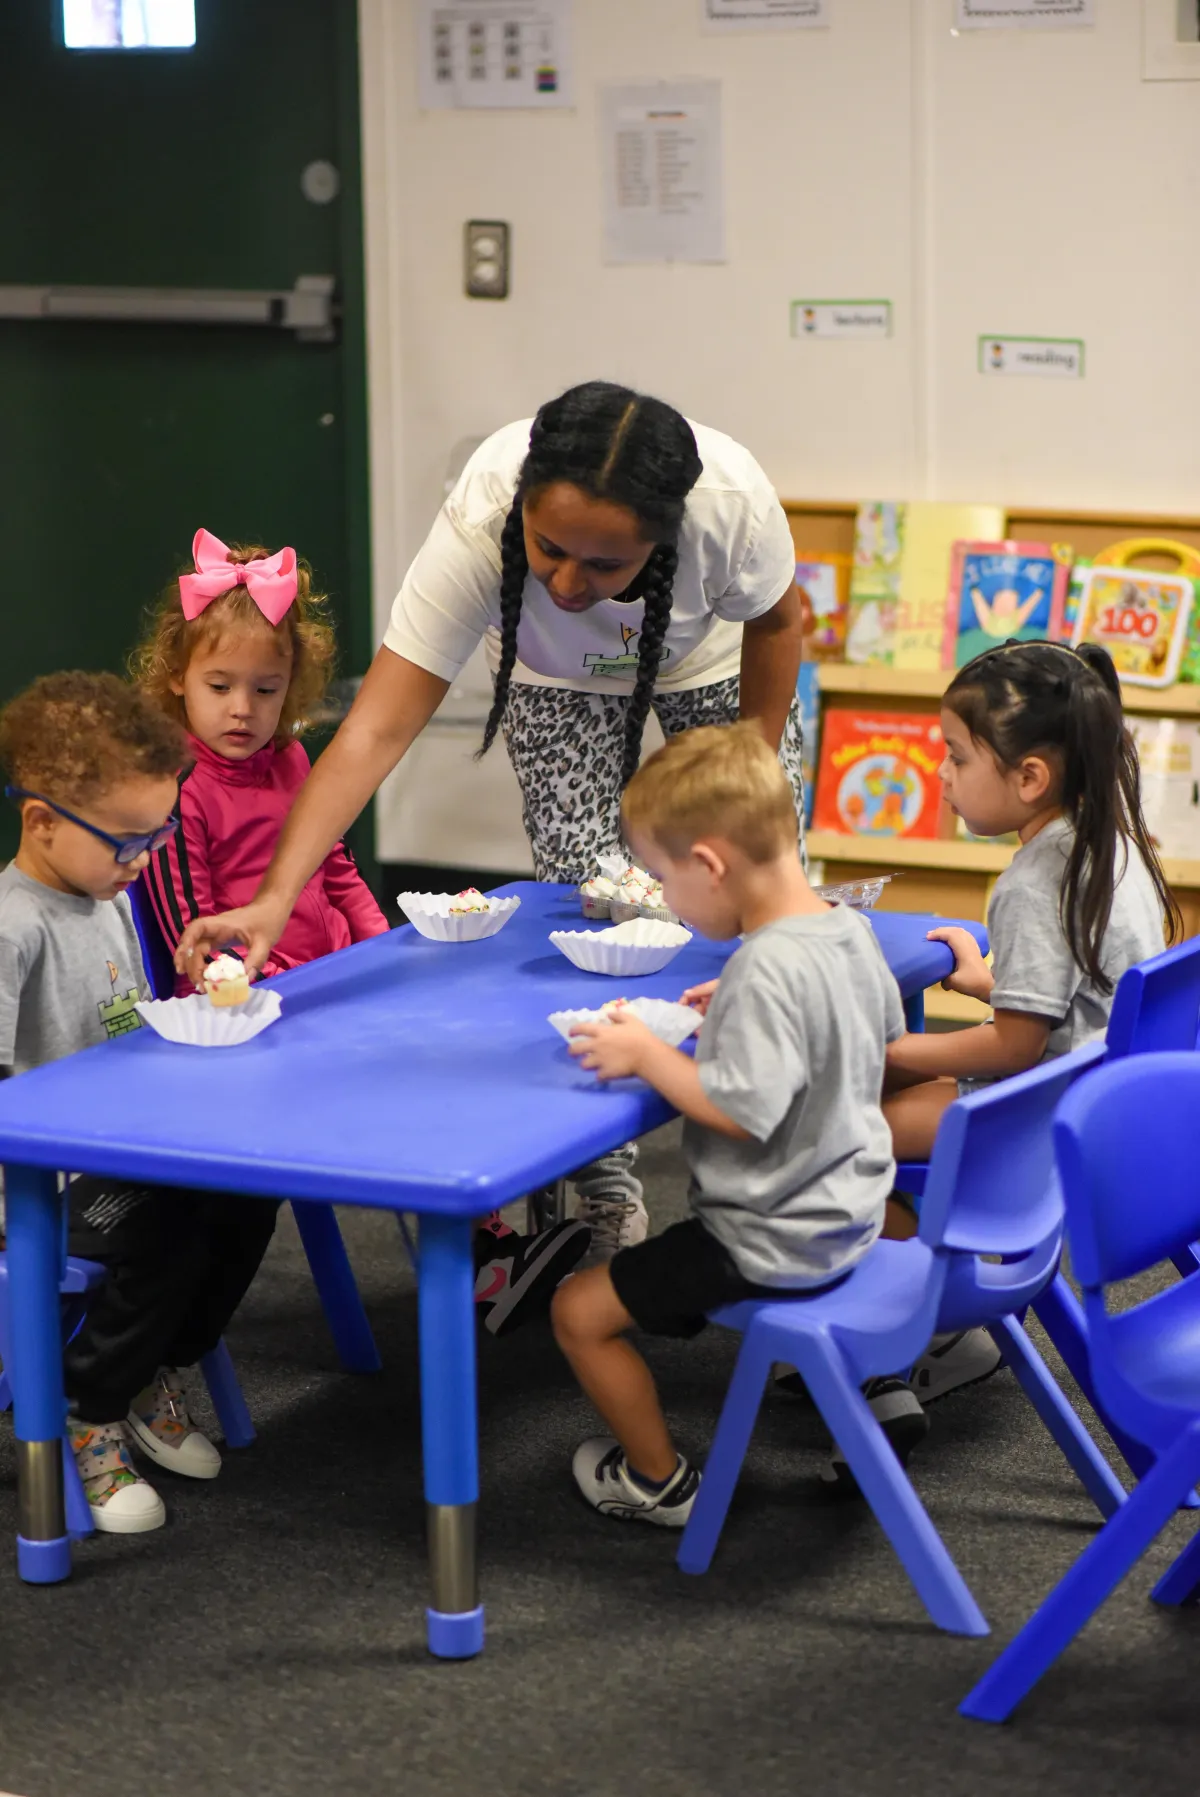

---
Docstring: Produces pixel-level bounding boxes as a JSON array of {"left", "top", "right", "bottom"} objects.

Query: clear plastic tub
[{"left": 812, "top": 874, "right": 896, "bottom": 912}]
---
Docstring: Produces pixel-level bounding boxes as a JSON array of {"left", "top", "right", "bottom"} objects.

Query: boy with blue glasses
[{"left": 0, "top": 671, "right": 279, "bottom": 1533}]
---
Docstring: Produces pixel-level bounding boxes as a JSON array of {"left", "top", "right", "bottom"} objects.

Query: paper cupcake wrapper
[
  {"left": 397, "top": 892, "right": 521, "bottom": 942},
  {"left": 135, "top": 988, "right": 282, "bottom": 1048},
  {"left": 549, "top": 919, "right": 692, "bottom": 977},
  {"left": 548, "top": 997, "right": 701, "bottom": 1050}
]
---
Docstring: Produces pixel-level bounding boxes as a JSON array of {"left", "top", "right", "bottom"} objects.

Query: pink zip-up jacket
[{"left": 143, "top": 733, "right": 389, "bottom": 996}]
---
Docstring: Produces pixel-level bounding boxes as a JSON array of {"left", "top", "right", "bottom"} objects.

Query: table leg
[
  {"left": 5, "top": 1164, "right": 70, "bottom": 1583},
  {"left": 903, "top": 991, "right": 926, "bottom": 1034},
  {"left": 417, "top": 1212, "right": 483, "bottom": 1658}
]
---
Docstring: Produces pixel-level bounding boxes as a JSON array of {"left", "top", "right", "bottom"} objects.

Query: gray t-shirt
[
  {"left": 988, "top": 817, "right": 1165, "bottom": 1058},
  {"left": 0, "top": 864, "right": 149, "bottom": 1075},
  {"left": 688, "top": 904, "right": 905, "bottom": 1289}
]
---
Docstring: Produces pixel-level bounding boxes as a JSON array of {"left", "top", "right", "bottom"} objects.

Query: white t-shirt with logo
[{"left": 383, "top": 418, "right": 796, "bottom": 696}]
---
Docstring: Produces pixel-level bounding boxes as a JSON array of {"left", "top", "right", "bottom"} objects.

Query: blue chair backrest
[
  {"left": 917, "top": 1042, "right": 1107, "bottom": 1260},
  {"left": 1055, "top": 1052, "right": 1200, "bottom": 1290},
  {"left": 1105, "top": 934, "right": 1200, "bottom": 1060},
  {"left": 128, "top": 877, "right": 176, "bottom": 1002}
]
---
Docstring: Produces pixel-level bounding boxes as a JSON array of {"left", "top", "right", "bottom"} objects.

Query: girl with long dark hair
[{"left": 176, "top": 382, "right": 807, "bottom": 1257}]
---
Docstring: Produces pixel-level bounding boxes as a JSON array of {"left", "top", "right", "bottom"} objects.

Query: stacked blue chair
[
  {"left": 678, "top": 1042, "right": 1112, "bottom": 1634},
  {"left": 128, "top": 877, "right": 381, "bottom": 1374},
  {"left": 961, "top": 1052, "right": 1200, "bottom": 1721}
]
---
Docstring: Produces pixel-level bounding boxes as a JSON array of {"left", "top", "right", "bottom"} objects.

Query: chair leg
[
  {"left": 676, "top": 1335, "right": 772, "bottom": 1576},
  {"left": 960, "top": 1426, "right": 1200, "bottom": 1723},
  {"left": 988, "top": 1315, "right": 1126, "bottom": 1520},
  {"left": 1170, "top": 1243, "right": 1200, "bottom": 1280},
  {"left": 395, "top": 1213, "right": 418, "bottom": 1273},
  {"left": 290, "top": 1201, "right": 382, "bottom": 1374},
  {"left": 61, "top": 1434, "right": 95, "bottom": 1541},
  {"left": 0, "top": 1369, "right": 10, "bottom": 1412},
  {"left": 200, "top": 1341, "right": 255, "bottom": 1450},
  {"left": 1150, "top": 1519, "right": 1200, "bottom": 1607},
  {"left": 804, "top": 1342, "right": 989, "bottom": 1637}
]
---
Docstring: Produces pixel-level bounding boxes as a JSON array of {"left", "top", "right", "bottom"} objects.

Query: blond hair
[
  {"left": 622, "top": 723, "right": 797, "bottom": 863},
  {"left": 130, "top": 541, "right": 336, "bottom": 745}
]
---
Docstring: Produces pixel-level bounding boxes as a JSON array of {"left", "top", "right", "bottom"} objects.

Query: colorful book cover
[
  {"left": 1072, "top": 567, "right": 1194, "bottom": 687},
  {"left": 1128, "top": 717, "right": 1200, "bottom": 858},
  {"left": 846, "top": 501, "right": 905, "bottom": 665},
  {"left": 796, "top": 660, "right": 821, "bottom": 828},
  {"left": 1060, "top": 556, "right": 1091, "bottom": 642},
  {"left": 813, "top": 709, "right": 946, "bottom": 840},
  {"left": 893, "top": 504, "right": 1006, "bottom": 670},
  {"left": 796, "top": 553, "right": 852, "bottom": 660},
  {"left": 943, "top": 540, "right": 1071, "bottom": 669}
]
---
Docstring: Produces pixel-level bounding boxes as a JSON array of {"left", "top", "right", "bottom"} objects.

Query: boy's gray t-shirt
[
  {"left": 0, "top": 864, "right": 149, "bottom": 1074},
  {"left": 988, "top": 818, "right": 1165, "bottom": 1057},
  {"left": 687, "top": 904, "right": 905, "bottom": 1290}
]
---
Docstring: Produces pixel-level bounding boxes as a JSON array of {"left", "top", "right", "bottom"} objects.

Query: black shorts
[{"left": 610, "top": 1216, "right": 844, "bottom": 1340}]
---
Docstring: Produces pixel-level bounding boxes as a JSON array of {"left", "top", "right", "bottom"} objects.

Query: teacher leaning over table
[{"left": 177, "top": 380, "right": 807, "bottom": 1257}]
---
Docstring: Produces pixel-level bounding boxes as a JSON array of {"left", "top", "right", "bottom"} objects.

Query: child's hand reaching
[
  {"left": 569, "top": 1010, "right": 658, "bottom": 1081},
  {"left": 927, "top": 926, "right": 993, "bottom": 1002},
  {"left": 680, "top": 978, "right": 719, "bottom": 1017}
]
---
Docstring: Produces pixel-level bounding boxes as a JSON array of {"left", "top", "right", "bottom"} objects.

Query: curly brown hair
[
  {"left": 0, "top": 671, "right": 187, "bottom": 807},
  {"left": 130, "top": 540, "right": 337, "bottom": 744}
]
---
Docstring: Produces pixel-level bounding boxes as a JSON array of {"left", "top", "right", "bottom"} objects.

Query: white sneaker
[
  {"left": 820, "top": 1376, "right": 930, "bottom": 1490},
  {"left": 912, "top": 1328, "right": 1003, "bottom": 1404},
  {"left": 127, "top": 1368, "right": 221, "bottom": 1480},
  {"left": 572, "top": 1437, "right": 700, "bottom": 1527},
  {"left": 573, "top": 1145, "right": 649, "bottom": 1265},
  {"left": 69, "top": 1419, "right": 166, "bottom": 1533}
]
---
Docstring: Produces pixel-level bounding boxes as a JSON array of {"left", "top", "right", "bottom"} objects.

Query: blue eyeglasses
[{"left": 5, "top": 786, "right": 179, "bottom": 866}]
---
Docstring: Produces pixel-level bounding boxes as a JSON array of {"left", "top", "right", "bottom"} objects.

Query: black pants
[{"left": 65, "top": 1177, "right": 279, "bottom": 1424}]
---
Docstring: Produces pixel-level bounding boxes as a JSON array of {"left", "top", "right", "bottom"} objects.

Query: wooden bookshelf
[{"left": 816, "top": 662, "right": 1200, "bottom": 718}]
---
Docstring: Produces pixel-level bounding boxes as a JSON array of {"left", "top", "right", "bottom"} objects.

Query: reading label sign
[
  {"left": 791, "top": 300, "right": 891, "bottom": 340},
  {"left": 978, "top": 335, "right": 1084, "bottom": 379}
]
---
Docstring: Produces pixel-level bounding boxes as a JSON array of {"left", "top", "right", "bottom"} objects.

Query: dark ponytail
[
  {"left": 476, "top": 381, "right": 703, "bottom": 777},
  {"left": 945, "top": 639, "right": 1181, "bottom": 991}
]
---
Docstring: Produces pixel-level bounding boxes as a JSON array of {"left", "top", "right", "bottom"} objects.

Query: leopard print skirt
[{"left": 500, "top": 676, "right": 806, "bottom": 884}]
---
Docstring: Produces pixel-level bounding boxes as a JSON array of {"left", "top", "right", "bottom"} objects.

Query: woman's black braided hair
[
  {"left": 945, "top": 639, "right": 1181, "bottom": 990},
  {"left": 476, "top": 381, "right": 703, "bottom": 787}
]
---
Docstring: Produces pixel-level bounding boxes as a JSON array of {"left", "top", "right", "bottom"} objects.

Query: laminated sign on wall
[
  {"left": 701, "top": 0, "right": 829, "bottom": 27},
  {"left": 417, "top": 0, "right": 572, "bottom": 109},
  {"left": 955, "top": 0, "right": 1094, "bottom": 25},
  {"left": 600, "top": 82, "right": 724, "bottom": 264}
]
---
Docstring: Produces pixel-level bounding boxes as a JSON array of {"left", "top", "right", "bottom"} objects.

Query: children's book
[
  {"left": 1060, "top": 556, "right": 1091, "bottom": 642},
  {"left": 1072, "top": 567, "right": 1194, "bottom": 687},
  {"left": 813, "top": 709, "right": 946, "bottom": 840},
  {"left": 795, "top": 553, "right": 852, "bottom": 660},
  {"left": 1128, "top": 717, "right": 1200, "bottom": 858},
  {"left": 795, "top": 660, "right": 821, "bottom": 828},
  {"left": 893, "top": 504, "right": 1006, "bottom": 670},
  {"left": 943, "top": 540, "right": 1071, "bottom": 669},
  {"left": 846, "top": 502, "right": 905, "bottom": 666},
  {"left": 1090, "top": 537, "right": 1200, "bottom": 685}
]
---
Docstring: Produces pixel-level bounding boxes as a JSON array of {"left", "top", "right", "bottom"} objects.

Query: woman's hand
[
  {"left": 927, "top": 925, "right": 994, "bottom": 1002},
  {"left": 175, "top": 895, "right": 292, "bottom": 985},
  {"left": 569, "top": 1011, "right": 658, "bottom": 1081},
  {"left": 680, "top": 978, "right": 719, "bottom": 1016}
]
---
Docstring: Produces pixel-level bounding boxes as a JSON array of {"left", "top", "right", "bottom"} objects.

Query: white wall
[{"left": 358, "top": 0, "right": 1200, "bottom": 864}]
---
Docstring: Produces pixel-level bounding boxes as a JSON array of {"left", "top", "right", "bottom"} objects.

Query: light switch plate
[{"left": 465, "top": 220, "right": 510, "bottom": 299}]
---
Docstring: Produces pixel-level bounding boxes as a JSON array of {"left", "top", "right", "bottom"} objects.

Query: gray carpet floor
[{"left": 0, "top": 1121, "right": 1195, "bottom": 1797}]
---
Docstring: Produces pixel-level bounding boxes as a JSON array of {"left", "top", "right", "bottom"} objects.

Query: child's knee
[{"left": 551, "top": 1265, "right": 618, "bottom": 1352}]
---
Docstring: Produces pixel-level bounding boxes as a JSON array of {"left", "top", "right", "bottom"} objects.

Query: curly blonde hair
[
  {"left": 130, "top": 540, "right": 337, "bottom": 745},
  {"left": 0, "top": 671, "right": 186, "bottom": 807}
]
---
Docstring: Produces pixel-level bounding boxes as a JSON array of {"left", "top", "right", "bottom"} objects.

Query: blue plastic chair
[
  {"left": 677, "top": 1042, "right": 1110, "bottom": 1636},
  {"left": 129, "top": 877, "right": 382, "bottom": 1374},
  {"left": 961, "top": 1052, "right": 1200, "bottom": 1722}
]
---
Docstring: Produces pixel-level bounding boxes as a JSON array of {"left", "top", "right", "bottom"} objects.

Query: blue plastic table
[{"left": 0, "top": 883, "right": 985, "bottom": 1654}]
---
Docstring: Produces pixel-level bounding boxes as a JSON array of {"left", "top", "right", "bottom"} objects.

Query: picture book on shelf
[
  {"left": 944, "top": 541, "right": 1071, "bottom": 669},
  {"left": 813, "top": 709, "right": 946, "bottom": 841},
  {"left": 796, "top": 554, "right": 852, "bottom": 660},
  {"left": 893, "top": 504, "right": 1006, "bottom": 670},
  {"left": 846, "top": 502, "right": 904, "bottom": 666},
  {"left": 1128, "top": 717, "right": 1200, "bottom": 859},
  {"left": 1072, "top": 567, "right": 1194, "bottom": 687},
  {"left": 796, "top": 661, "right": 821, "bottom": 828}
]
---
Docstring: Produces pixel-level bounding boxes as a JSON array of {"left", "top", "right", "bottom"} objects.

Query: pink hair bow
[{"left": 178, "top": 528, "right": 298, "bottom": 627}]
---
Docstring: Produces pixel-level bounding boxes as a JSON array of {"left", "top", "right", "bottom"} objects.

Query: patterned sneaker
[
  {"left": 475, "top": 1219, "right": 592, "bottom": 1337},
  {"left": 819, "top": 1376, "right": 930, "bottom": 1491},
  {"left": 69, "top": 1419, "right": 165, "bottom": 1533},
  {"left": 127, "top": 1368, "right": 221, "bottom": 1480},
  {"left": 572, "top": 1437, "right": 700, "bottom": 1527},
  {"left": 573, "top": 1145, "right": 649, "bottom": 1265},
  {"left": 912, "top": 1328, "right": 1003, "bottom": 1404}
]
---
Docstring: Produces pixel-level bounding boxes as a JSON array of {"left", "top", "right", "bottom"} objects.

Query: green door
[{"left": 0, "top": 0, "right": 372, "bottom": 868}]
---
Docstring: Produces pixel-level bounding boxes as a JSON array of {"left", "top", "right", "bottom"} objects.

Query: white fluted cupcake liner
[
  {"left": 548, "top": 997, "right": 701, "bottom": 1050},
  {"left": 397, "top": 892, "right": 521, "bottom": 942},
  {"left": 135, "top": 988, "right": 282, "bottom": 1048},
  {"left": 549, "top": 919, "right": 692, "bottom": 977}
]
